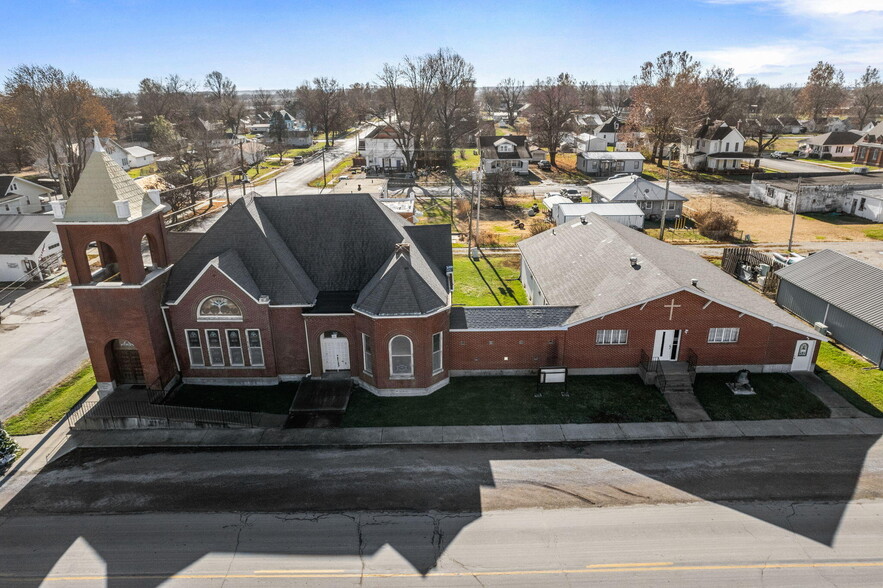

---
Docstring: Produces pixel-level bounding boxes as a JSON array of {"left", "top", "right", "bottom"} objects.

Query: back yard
[{"left": 452, "top": 254, "right": 527, "bottom": 306}]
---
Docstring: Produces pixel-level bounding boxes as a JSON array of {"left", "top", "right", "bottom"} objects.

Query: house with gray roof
[
  {"left": 588, "top": 174, "right": 686, "bottom": 220},
  {"left": 680, "top": 120, "right": 752, "bottom": 172},
  {"left": 777, "top": 250, "right": 883, "bottom": 367},
  {"left": 477, "top": 135, "right": 531, "bottom": 175}
]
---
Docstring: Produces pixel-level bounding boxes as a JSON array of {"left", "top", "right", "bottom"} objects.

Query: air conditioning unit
[
  {"left": 850, "top": 166, "right": 869, "bottom": 174},
  {"left": 814, "top": 322, "right": 829, "bottom": 335}
]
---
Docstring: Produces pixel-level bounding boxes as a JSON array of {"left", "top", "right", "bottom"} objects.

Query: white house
[
  {"left": 776, "top": 116, "right": 804, "bottom": 134},
  {"left": 798, "top": 131, "right": 862, "bottom": 160},
  {"left": 575, "top": 133, "right": 607, "bottom": 152},
  {"left": 749, "top": 172, "right": 883, "bottom": 222},
  {"left": 589, "top": 174, "right": 687, "bottom": 219},
  {"left": 680, "top": 120, "right": 752, "bottom": 171},
  {"left": 576, "top": 151, "right": 644, "bottom": 177},
  {"left": 0, "top": 176, "right": 54, "bottom": 215},
  {"left": 0, "top": 214, "right": 62, "bottom": 282},
  {"left": 125, "top": 145, "right": 156, "bottom": 168},
  {"left": 547, "top": 201, "right": 645, "bottom": 229},
  {"left": 594, "top": 116, "right": 623, "bottom": 146},
  {"left": 477, "top": 135, "right": 531, "bottom": 175},
  {"left": 364, "top": 125, "right": 414, "bottom": 171}
]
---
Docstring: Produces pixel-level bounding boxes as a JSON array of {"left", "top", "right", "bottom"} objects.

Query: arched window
[
  {"left": 389, "top": 335, "right": 413, "bottom": 378},
  {"left": 198, "top": 296, "right": 242, "bottom": 320}
]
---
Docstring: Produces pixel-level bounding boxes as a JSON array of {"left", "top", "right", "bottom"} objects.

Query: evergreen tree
[{"left": 0, "top": 421, "right": 19, "bottom": 470}]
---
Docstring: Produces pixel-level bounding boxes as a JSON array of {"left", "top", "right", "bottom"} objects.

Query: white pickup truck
[{"left": 546, "top": 188, "right": 582, "bottom": 202}]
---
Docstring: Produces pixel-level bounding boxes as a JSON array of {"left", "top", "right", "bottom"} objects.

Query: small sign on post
[{"left": 536, "top": 366, "right": 568, "bottom": 397}]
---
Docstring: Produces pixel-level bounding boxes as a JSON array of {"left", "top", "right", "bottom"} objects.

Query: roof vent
[
  {"left": 580, "top": 215, "right": 587, "bottom": 224},
  {"left": 395, "top": 242, "right": 410, "bottom": 257},
  {"left": 691, "top": 278, "right": 699, "bottom": 287},
  {"left": 629, "top": 254, "right": 638, "bottom": 266},
  {"left": 147, "top": 189, "right": 161, "bottom": 207}
]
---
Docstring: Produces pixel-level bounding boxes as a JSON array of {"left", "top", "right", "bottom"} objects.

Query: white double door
[
  {"left": 653, "top": 329, "right": 681, "bottom": 362},
  {"left": 321, "top": 333, "right": 350, "bottom": 372}
]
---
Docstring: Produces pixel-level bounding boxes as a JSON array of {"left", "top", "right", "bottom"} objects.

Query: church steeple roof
[{"left": 61, "top": 132, "right": 164, "bottom": 223}]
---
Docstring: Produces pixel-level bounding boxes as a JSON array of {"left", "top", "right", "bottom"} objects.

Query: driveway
[{"left": 0, "top": 280, "right": 87, "bottom": 420}]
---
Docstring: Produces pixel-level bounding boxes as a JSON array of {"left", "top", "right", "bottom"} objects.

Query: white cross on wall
[{"left": 664, "top": 298, "right": 681, "bottom": 321}]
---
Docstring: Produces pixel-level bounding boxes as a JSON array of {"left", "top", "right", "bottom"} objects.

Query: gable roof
[
  {"left": 588, "top": 174, "right": 686, "bottom": 202},
  {"left": 0, "top": 230, "right": 50, "bottom": 255},
  {"left": 595, "top": 116, "right": 622, "bottom": 133},
  {"left": 0, "top": 175, "right": 53, "bottom": 197},
  {"left": 579, "top": 151, "right": 645, "bottom": 161},
  {"left": 693, "top": 120, "right": 741, "bottom": 141},
  {"left": 124, "top": 145, "right": 155, "bottom": 158},
  {"left": 166, "top": 193, "right": 449, "bottom": 315},
  {"left": 477, "top": 135, "right": 531, "bottom": 160},
  {"left": 62, "top": 144, "right": 164, "bottom": 223},
  {"left": 776, "top": 249, "right": 883, "bottom": 331},
  {"left": 517, "top": 212, "right": 819, "bottom": 336},
  {"left": 0, "top": 214, "right": 56, "bottom": 234},
  {"left": 555, "top": 202, "right": 644, "bottom": 218},
  {"left": 804, "top": 131, "right": 862, "bottom": 146}
]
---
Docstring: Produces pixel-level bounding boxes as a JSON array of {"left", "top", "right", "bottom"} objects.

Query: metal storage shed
[{"left": 776, "top": 249, "right": 883, "bottom": 367}]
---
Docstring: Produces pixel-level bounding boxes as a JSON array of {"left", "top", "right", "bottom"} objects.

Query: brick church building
[{"left": 55, "top": 140, "right": 823, "bottom": 398}]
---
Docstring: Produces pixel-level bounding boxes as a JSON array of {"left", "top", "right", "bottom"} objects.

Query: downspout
[{"left": 161, "top": 306, "right": 181, "bottom": 373}]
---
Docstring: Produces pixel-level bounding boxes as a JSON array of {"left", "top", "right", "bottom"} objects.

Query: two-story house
[
  {"left": 477, "top": 135, "right": 531, "bottom": 175},
  {"left": 0, "top": 175, "right": 54, "bottom": 215},
  {"left": 680, "top": 121, "right": 752, "bottom": 171},
  {"left": 364, "top": 125, "right": 414, "bottom": 172}
]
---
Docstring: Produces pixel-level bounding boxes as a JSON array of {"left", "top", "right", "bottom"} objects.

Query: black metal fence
[{"left": 68, "top": 399, "right": 255, "bottom": 429}]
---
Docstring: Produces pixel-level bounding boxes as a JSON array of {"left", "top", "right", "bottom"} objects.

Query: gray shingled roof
[
  {"left": 63, "top": 151, "right": 163, "bottom": 222},
  {"left": 804, "top": 131, "right": 862, "bottom": 146},
  {"left": 518, "top": 213, "right": 819, "bottom": 336},
  {"left": 166, "top": 193, "right": 449, "bottom": 315},
  {"left": 450, "top": 306, "right": 577, "bottom": 330},
  {"left": 0, "top": 230, "right": 50, "bottom": 255},
  {"left": 477, "top": 135, "right": 531, "bottom": 160},
  {"left": 693, "top": 121, "right": 736, "bottom": 140},
  {"left": 589, "top": 175, "right": 686, "bottom": 203},
  {"left": 776, "top": 249, "right": 883, "bottom": 331}
]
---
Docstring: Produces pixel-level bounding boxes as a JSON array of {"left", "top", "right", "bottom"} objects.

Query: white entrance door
[
  {"left": 321, "top": 333, "right": 350, "bottom": 372},
  {"left": 790, "top": 340, "right": 816, "bottom": 372},
  {"left": 653, "top": 329, "right": 681, "bottom": 361}
]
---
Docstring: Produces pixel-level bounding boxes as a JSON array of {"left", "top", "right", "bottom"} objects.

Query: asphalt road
[
  {"left": 0, "top": 281, "right": 87, "bottom": 420},
  {"left": 760, "top": 157, "right": 844, "bottom": 174},
  {"left": 2, "top": 436, "right": 883, "bottom": 585}
]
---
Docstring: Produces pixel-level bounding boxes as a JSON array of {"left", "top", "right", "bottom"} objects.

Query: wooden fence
[{"left": 721, "top": 247, "right": 785, "bottom": 297}]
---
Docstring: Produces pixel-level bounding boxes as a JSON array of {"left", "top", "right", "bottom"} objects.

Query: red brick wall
[
  {"left": 166, "top": 266, "right": 277, "bottom": 379},
  {"left": 450, "top": 291, "right": 816, "bottom": 372},
  {"left": 303, "top": 314, "right": 358, "bottom": 376},
  {"left": 853, "top": 143, "right": 883, "bottom": 166}
]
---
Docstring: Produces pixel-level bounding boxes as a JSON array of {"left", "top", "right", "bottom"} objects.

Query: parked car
[
  {"left": 769, "top": 151, "right": 788, "bottom": 159},
  {"left": 563, "top": 188, "right": 581, "bottom": 202},
  {"left": 293, "top": 156, "right": 304, "bottom": 165},
  {"left": 537, "top": 160, "right": 551, "bottom": 170}
]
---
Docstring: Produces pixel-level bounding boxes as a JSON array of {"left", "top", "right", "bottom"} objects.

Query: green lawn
[
  {"left": 127, "top": 163, "right": 158, "bottom": 178},
  {"left": 453, "top": 149, "right": 480, "bottom": 171},
  {"left": 694, "top": 373, "right": 830, "bottom": 420},
  {"left": 815, "top": 343, "right": 883, "bottom": 417},
  {"left": 165, "top": 383, "right": 297, "bottom": 414},
  {"left": 5, "top": 364, "right": 95, "bottom": 435},
  {"left": 452, "top": 255, "right": 527, "bottom": 306},
  {"left": 865, "top": 228, "right": 883, "bottom": 240},
  {"left": 307, "top": 156, "right": 354, "bottom": 188},
  {"left": 342, "top": 375, "right": 676, "bottom": 427}
]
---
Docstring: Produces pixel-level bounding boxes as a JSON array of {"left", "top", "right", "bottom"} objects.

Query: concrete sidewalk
[{"left": 60, "top": 417, "right": 883, "bottom": 454}]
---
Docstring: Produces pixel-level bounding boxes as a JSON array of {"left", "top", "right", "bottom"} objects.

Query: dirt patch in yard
[{"left": 684, "top": 190, "right": 876, "bottom": 243}]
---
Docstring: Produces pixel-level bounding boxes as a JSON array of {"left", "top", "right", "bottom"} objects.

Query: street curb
[{"left": 63, "top": 417, "right": 883, "bottom": 452}]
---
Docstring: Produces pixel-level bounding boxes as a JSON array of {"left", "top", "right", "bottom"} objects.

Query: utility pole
[
  {"left": 322, "top": 147, "right": 327, "bottom": 190},
  {"left": 788, "top": 176, "right": 801, "bottom": 252},
  {"left": 224, "top": 177, "right": 230, "bottom": 207},
  {"left": 467, "top": 173, "right": 475, "bottom": 259},
  {"left": 658, "top": 148, "right": 673, "bottom": 241},
  {"left": 475, "top": 170, "right": 483, "bottom": 259}
]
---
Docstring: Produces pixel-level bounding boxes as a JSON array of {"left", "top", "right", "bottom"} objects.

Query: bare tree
[
  {"left": 0, "top": 95, "right": 33, "bottom": 171},
  {"left": 428, "top": 48, "right": 477, "bottom": 168},
  {"left": 764, "top": 84, "right": 799, "bottom": 117},
  {"left": 702, "top": 66, "right": 741, "bottom": 122},
  {"left": 346, "top": 82, "right": 376, "bottom": 125},
  {"left": 97, "top": 88, "right": 135, "bottom": 139},
  {"left": 276, "top": 88, "right": 296, "bottom": 109},
  {"left": 852, "top": 66, "right": 883, "bottom": 129},
  {"left": 5, "top": 64, "right": 114, "bottom": 193},
  {"left": 497, "top": 78, "right": 525, "bottom": 126},
  {"left": 204, "top": 71, "right": 245, "bottom": 134},
  {"left": 742, "top": 118, "right": 781, "bottom": 156},
  {"left": 311, "top": 77, "right": 347, "bottom": 147},
  {"left": 599, "top": 82, "right": 630, "bottom": 117},
  {"left": 527, "top": 74, "right": 579, "bottom": 167},
  {"left": 250, "top": 88, "right": 274, "bottom": 115},
  {"left": 578, "top": 81, "right": 601, "bottom": 113},
  {"left": 137, "top": 75, "right": 202, "bottom": 127},
  {"left": 797, "top": 61, "right": 846, "bottom": 120},
  {"left": 628, "top": 51, "right": 705, "bottom": 165},
  {"left": 268, "top": 111, "right": 289, "bottom": 162},
  {"left": 482, "top": 168, "right": 517, "bottom": 207}
]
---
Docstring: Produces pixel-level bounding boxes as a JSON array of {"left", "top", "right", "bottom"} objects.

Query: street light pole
[{"left": 659, "top": 148, "right": 673, "bottom": 241}]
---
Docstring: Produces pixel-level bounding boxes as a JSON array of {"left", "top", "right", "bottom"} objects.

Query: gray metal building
[{"left": 776, "top": 250, "right": 883, "bottom": 367}]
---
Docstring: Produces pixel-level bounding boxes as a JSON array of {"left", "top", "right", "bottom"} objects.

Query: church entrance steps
[
  {"left": 286, "top": 377, "right": 354, "bottom": 428},
  {"left": 655, "top": 361, "right": 710, "bottom": 422}
]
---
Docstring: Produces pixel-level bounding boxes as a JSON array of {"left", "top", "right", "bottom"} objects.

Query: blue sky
[{"left": 2, "top": 0, "right": 881, "bottom": 91}]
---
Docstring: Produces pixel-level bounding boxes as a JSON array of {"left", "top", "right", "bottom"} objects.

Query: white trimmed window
[
  {"left": 226, "top": 330, "right": 244, "bottom": 366},
  {"left": 246, "top": 329, "right": 264, "bottom": 366},
  {"left": 205, "top": 329, "right": 224, "bottom": 365},
  {"left": 198, "top": 296, "right": 242, "bottom": 321},
  {"left": 708, "top": 327, "right": 740, "bottom": 343},
  {"left": 432, "top": 332, "right": 443, "bottom": 374},
  {"left": 596, "top": 329, "right": 628, "bottom": 345},
  {"left": 362, "top": 333, "right": 373, "bottom": 375},
  {"left": 186, "top": 329, "right": 204, "bottom": 366},
  {"left": 389, "top": 335, "right": 413, "bottom": 377}
]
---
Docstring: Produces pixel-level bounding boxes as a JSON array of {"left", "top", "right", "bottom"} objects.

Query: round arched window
[
  {"left": 198, "top": 296, "right": 242, "bottom": 319},
  {"left": 389, "top": 335, "right": 413, "bottom": 377}
]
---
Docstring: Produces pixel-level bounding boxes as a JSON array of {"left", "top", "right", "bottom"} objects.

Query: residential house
[
  {"left": 477, "top": 135, "right": 531, "bottom": 175},
  {"left": 0, "top": 214, "right": 62, "bottom": 282},
  {"left": 776, "top": 250, "right": 883, "bottom": 367},
  {"left": 576, "top": 151, "right": 645, "bottom": 177},
  {"left": 748, "top": 171, "right": 883, "bottom": 222},
  {"left": 680, "top": 120, "right": 752, "bottom": 171},
  {"left": 798, "top": 131, "right": 862, "bottom": 160},
  {"left": 575, "top": 133, "right": 607, "bottom": 152},
  {"left": 593, "top": 116, "right": 623, "bottom": 146},
  {"left": 853, "top": 121, "right": 883, "bottom": 167},
  {"left": 589, "top": 174, "right": 686, "bottom": 219},
  {"left": 54, "top": 142, "right": 824, "bottom": 403},
  {"left": 776, "top": 116, "right": 804, "bottom": 134},
  {"left": 364, "top": 125, "right": 414, "bottom": 172},
  {"left": 574, "top": 113, "right": 603, "bottom": 129},
  {"left": 546, "top": 201, "right": 645, "bottom": 229},
  {"left": 0, "top": 175, "right": 54, "bottom": 215}
]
